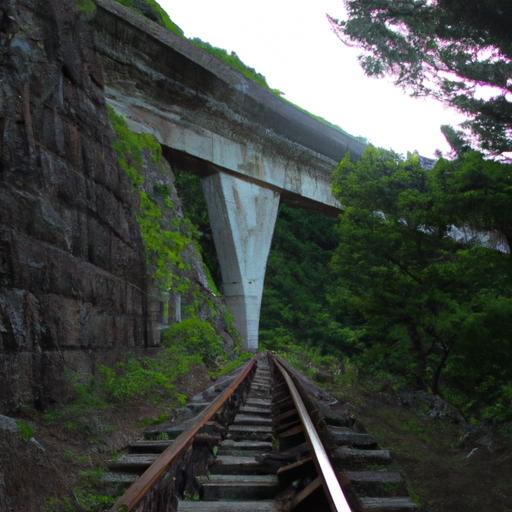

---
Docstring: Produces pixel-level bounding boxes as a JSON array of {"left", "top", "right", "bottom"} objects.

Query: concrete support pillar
[{"left": 201, "top": 173, "right": 280, "bottom": 352}]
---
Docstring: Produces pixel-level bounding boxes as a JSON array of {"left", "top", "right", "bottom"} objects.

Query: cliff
[{"left": 0, "top": 0, "right": 233, "bottom": 414}]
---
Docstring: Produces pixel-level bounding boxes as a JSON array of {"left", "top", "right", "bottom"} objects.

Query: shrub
[{"left": 164, "top": 317, "right": 224, "bottom": 369}]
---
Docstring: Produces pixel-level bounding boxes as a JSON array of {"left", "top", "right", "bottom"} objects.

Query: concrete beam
[
  {"left": 91, "top": 0, "right": 367, "bottom": 350},
  {"left": 106, "top": 94, "right": 341, "bottom": 215},
  {"left": 201, "top": 173, "right": 280, "bottom": 351}
]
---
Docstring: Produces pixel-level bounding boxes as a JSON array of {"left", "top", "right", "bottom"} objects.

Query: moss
[
  {"left": 190, "top": 38, "right": 283, "bottom": 96},
  {"left": 114, "top": 0, "right": 184, "bottom": 37},
  {"left": 74, "top": 0, "right": 96, "bottom": 18},
  {"left": 113, "top": 1, "right": 364, "bottom": 141},
  {"left": 107, "top": 105, "right": 190, "bottom": 294}
]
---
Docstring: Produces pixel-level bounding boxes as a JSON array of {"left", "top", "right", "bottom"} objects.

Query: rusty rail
[
  {"left": 109, "top": 353, "right": 258, "bottom": 511},
  {"left": 272, "top": 357, "right": 352, "bottom": 512}
]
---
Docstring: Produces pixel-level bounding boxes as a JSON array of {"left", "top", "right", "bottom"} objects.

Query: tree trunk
[{"left": 431, "top": 346, "right": 451, "bottom": 396}]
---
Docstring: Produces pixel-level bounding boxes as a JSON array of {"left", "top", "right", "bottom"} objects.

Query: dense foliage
[
  {"left": 329, "top": 0, "right": 512, "bottom": 155},
  {"left": 330, "top": 145, "right": 512, "bottom": 420},
  {"left": 259, "top": 204, "right": 348, "bottom": 354}
]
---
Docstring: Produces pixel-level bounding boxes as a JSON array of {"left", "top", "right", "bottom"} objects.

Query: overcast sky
[{"left": 158, "top": 0, "right": 465, "bottom": 159}]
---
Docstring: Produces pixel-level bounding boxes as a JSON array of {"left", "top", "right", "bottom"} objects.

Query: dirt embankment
[
  {"left": 0, "top": 364, "right": 212, "bottom": 511},
  {"left": 328, "top": 383, "right": 512, "bottom": 511}
]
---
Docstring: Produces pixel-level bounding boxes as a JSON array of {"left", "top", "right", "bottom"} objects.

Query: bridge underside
[
  {"left": 106, "top": 95, "right": 342, "bottom": 351},
  {"left": 93, "top": 0, "right": 366, "bottom": 350}
]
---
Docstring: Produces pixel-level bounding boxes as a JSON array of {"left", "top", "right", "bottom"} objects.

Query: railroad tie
[{"left": 107, "top": 353, "right": 421, "bottom": 511}]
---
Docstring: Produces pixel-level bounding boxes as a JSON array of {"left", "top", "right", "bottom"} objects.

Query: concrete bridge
[{"left": 92, "top": 0, "right": 366, "bottom": 351}]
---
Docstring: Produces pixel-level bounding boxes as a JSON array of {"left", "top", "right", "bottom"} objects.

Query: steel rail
[
  {"left": 273, "top": 358, "right": 352, "bottom": 512},
  {"left": 109, "top": 353, "right": 258, "bottom": 512}
]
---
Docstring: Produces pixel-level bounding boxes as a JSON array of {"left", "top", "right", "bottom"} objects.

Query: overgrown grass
[
  {"left": 263, "top": 336, "right": 357, "bottom": 388},
  {"left": 190, "top": 38, "right": 283, "bottom": 96},
  {"left": 114, "top": 0, "right": 184, "bottom": 36},
  {"left": 14, "top": 420, "right": 34, "bottom": 441},
  {"left": 44, "top": 467, "right": 131, "bottom": 511},
  {"left": 209, "top": 352, "right": 253, "bottom": 380},
  {"left": 164, "top": 316, "right": 225, "bottom": 371}
]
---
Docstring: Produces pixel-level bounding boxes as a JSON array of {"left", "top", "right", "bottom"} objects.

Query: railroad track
[{"left": 107, "top": 352, "right": 419, "bottom": 512}]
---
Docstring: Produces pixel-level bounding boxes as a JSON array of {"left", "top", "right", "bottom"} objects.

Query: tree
[
  {"left": 259, "top": 204, "right": 348, "bottom": 354},
  {"left": 328, "top": 0, "right": 512, "bottom": 156},
  {"left": 330, "top": 145, "right": 512, "bottom": 405}
]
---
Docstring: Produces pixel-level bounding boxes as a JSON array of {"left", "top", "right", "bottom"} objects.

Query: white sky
[{"left": 158, "top": 0, "right": 466, "bottom": 159}]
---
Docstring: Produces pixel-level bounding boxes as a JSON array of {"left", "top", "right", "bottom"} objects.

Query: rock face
[
  {"left": 0, "top": 0, "right": 236, "bottom": 414},
  {"left": 0, "top": 0, "right": 152, "bottom": 412}
]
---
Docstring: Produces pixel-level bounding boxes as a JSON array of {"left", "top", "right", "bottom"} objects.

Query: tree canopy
[
  {"left": 329, "top": 0, "right": 512, "bottom": 156},
  {"left": 259, "top": 204, "right": 349, "bottom": 354},
  {"left": 330, "top": 146, "right": 512, "bottom": 419}
]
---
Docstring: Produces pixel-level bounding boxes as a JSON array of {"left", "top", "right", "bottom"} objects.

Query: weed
[
  {"left": 65, "top": 421, "right": 82, "bottom": 431},
  {"left": 209, "top": 352, "right": 252, "bottom": 380},
  {"left": 74, "top": 488, "right": 117, "bottom": 510},
  {"left": 157, "top": 432, "right": 170, "bottom": 440},
  {"left": 98, "top": 351, "right": 189, "bottom": 405},
  {"left": 63, "top": 449, "right": 74, "bottom": 462},
  {"left": 15, "top": 420, "right": 34, "bottom": 441},
  {"left": 183, "top": 491, "right": 200, "bottom": 501},
  {"left": 407, "top": 482, "right": 422, "bottom": 506},
  {"left": 366, "top": 463, "right": 387, "bottom": 471},
  {"left": 164, "top": 317, "right": 223, "bottom": 369},
  {"left": 114, "top": 0, "right": 184, "bottom": 36},
  {"left": 107, "top": 105, "right": 191, "bottom": 295},
  {"left": 44, "top": 496, "right": 74, "bottom": 512},
  {"left": 43, "top": 410, "right": 64, "bottom": 422},
  {"left": 383, "top": 481, "right": 401, "bottom": 492},
  {"left": 74, "top": 0, "right": 96, "bottom": 18}
]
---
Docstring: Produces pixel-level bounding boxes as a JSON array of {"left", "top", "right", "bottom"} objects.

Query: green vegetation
[
  {"left": 42, "top": 346, "right": 197, "bottom": 428},
  {"left": 209, "top": 351, "right": 252, "bottom": 380},
  {"left": 136, "top": 413, "right": 169, "bottom": 428},
  {"left": 97, "top": 351, "right": 189, "bottom": 405},
  {"left": 74, "top": 0, "right": 96, "bottom": 18},
  {"left": 73, "top": 468, "right": 125, "bottom": 511},
  {"left": 329, "top": 145, "right": 512, "bottom": 421},
  {"left": 15, "top": 420, "right": 34, "bottom": 441},
  {"left": 261, "top": 145, "right": 512, "bottom": 427},
  {"left": 164, "top": 316, "right": 224, "bottom": 370},
  {"left": 190, "top": 38, "right": 283, "bottom": 96},
  {"left": 260, "top": 203, "right": 346, "bottom": 353},
  {"left": 108, "top": 105, "right": 192, "bottom": 295},
  {"left": 45, "top": 496, "right": 74, "bottom": 512},
  {"left": 172, "top": 168, "right": 220, "bottom": 288},
  {"left": 114, "top": 0, "right": 184, "bottom": 36},
  {"left": 107, "top": 106, "right": 234, "bottom": 347},
  {"left": 107, "top": 103, "right": 243, "bottom": 376}
]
